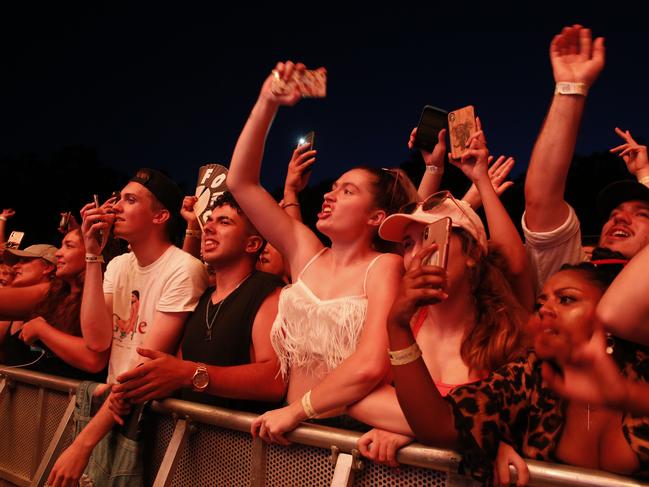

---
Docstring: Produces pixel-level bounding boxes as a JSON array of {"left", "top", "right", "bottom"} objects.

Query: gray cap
[{"left": 3, "top": 244, "right": 58, "bottom": 266}]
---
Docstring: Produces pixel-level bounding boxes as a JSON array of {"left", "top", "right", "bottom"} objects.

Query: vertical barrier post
[
  {"left": 250, "top": 436, "right": 267, "bottom": 487},
  {"left": 29, "top": 394, "right": 76, "bottom": 487},
  {"left": 152, "top": 417, "right": 192, "bottom": 487}
]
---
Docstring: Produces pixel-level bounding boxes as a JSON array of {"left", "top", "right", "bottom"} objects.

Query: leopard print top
[{"left": 445, "top": 343, "right": 649, "bottom": 484}]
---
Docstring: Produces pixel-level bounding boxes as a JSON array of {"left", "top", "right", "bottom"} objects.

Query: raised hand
[
  {"left": 80, "top": 196, "right": 116, "bottom": 256},
  {"left": 388, "top": 243, "right": 447, "bottom": 329},
  {"left": 285, "top": 145, "right": 317, "bottom": 194},
  {"left": 409, "top": 127, "right": 447, "bottom": 171},
  {"left": 180, "top": 196, "right": 199, "bottom": 225},
  {"left": 450, "top": 118, "right": 490, "bottom": 184},
  {"left": 611, "top": 127, "right": 649, "bottom": 178},
  {"left": 259, "top": 61, "right": 315, "bottom": 107},
  {"left": 0, "top": 208, "right": 15, "bottom": 220},
  {"left": 550, "top": 25, "right": 605, "bottom": 86}
]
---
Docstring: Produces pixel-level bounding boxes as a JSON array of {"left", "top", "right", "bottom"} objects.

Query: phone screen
[
  {"left": 298, "top": 131, "right": 315, "bottom": 151},
  {"left": 414, "top": 105, "right": 448, "bottom": 152}
]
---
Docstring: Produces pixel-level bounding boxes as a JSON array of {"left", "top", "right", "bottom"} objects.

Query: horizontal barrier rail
[{"left": 2, "top": 366, "right": 648, "bottom": 487}]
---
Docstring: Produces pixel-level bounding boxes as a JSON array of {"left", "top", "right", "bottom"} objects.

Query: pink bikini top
[{"left": 410, "top": 307, "right": 481, "bottom": 397}]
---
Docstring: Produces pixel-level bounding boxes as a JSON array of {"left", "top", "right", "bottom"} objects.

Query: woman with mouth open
[
  {"left": 385, "top": 255, "right": 649, "bottom": 484},
  {"left": 226, "top": 61, "right": 418, "bottom": 443},
  {"left": 0, "top": 227, "right": 109, "bottom": 380}
]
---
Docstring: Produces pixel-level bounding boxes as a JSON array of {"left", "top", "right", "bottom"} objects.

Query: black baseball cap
[
  {"left": 596, "top": 180, "right": 649, "bottom": 218},
  {"left": 130, "top": 168, "right": 183, "bottom": 215}
]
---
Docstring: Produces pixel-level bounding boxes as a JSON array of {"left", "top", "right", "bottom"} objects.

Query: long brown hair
[
  {"left": 456, "top": 229, "right": 527, "bottom": 374},
  {"left": 32, "top": 275, "right": 83, "bottom": 336}
]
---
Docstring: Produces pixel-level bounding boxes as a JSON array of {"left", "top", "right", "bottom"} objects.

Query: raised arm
[
  {"left": 0, "top": 208, "right": 15, "bottom": 245},
  {"left": 79, "top": 201, "right": 115, "bottom": 352},
  {"left": 524, "top": 25, "right": 605, "bottom": 232},
  {"left": 411, "top": 128, "right": 447, "bottom": 201},
  {"left": 597, "top": 242, "right": 649, "bottom": 345},
  {"left": 226, "top": 62, "right": 324, "bottom": 277},
  {"left": 384, "top": 246, "right": 457, "bottom": 448},
  {"left": 181, "top": 196, "right": 202, "bottom": 258},
  {"left": 452, "top": 123, "right": 534, "bottom": 310},
  {"left": 281, "top": 143, "right": 316, "bottom": 222}
]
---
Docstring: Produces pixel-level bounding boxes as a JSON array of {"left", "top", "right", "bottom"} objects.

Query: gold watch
[{"left": 191, "top": 363, "right": 209, "bottom": 392}]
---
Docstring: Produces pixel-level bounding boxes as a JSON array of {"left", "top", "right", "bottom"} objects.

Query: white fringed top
[{"left": 270, "top": 248, "right": 384, "bottom": 380}]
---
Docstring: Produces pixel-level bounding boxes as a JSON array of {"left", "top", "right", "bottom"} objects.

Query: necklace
[{"left": 204, "top": 272, "right": 252, "bottom": 341}]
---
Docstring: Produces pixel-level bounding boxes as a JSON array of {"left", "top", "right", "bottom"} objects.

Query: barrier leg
[
  {"left": 152, "top": 417, "right": 192, "bottom": 487},
  {"left": 29, "top": 393, "right": 76, "bottom": 487},
  {"left": 330, "top": 447, "right": 363, "bottom": 487}
]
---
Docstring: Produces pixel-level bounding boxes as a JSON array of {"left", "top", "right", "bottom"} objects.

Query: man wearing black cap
[
  {"left": 523, "top": 25, "right": 649, "bottom": 289},
  {"left": 49, "top": 168, "right": 208, "bottom": 486}
]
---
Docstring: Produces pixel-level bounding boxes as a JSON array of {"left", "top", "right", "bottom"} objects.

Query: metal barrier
[{"left": 1, "top": 366, "right": 648, "bottom": 487}]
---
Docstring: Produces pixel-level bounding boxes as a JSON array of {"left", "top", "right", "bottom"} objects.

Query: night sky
[{"left": 2, "top": 5, "right": 648, "bottom": 243}]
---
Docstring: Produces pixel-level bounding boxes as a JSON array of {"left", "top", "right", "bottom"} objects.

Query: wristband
[
  {"left": 425, "top": 165, "right": 444, "bottom": 175},
  {"left": 185, "top": 229, "right": 202, "bottom": 239},
  {"left": 554, "top": 82, "right": 589, "bottom": 97},
  {"left": 281, "top": 202, "right": 300, "bottom": 209},
  {"left": 388, "top": 342, "right": 422, "bottom": 366},
  {"left": 85, "top": 253, "right": 104, "bottom": 264},
  {"left": 301, "top": 390, "right": 318, "bottom": 419},
  {"left": 0, "top": 216, "right": 5, "bottom": 221},
  {"left": 638, "top": 175, "right": 649, "bottom": 188}
]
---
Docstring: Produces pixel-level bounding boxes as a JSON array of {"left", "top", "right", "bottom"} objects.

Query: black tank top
[
  {"left": 0, "top": 323, "right": 106, "bottom": 382},
  {"left": 180, "top": 271, "right": 284, "bottom": 412}
]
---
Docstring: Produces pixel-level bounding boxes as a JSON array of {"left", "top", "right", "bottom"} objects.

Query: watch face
[{"left": 192, "top": 368, "right": 209, "bottom": 390}]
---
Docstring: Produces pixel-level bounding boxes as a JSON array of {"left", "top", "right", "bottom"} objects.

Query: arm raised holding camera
[
  {"left": 281, "top": 143, "right": 316, "bottom": 222},
  {"left": 227, "top": 61, "right": 326, "bottom": 278},
  {"left": 451, "top": 120, "right": 534, "bottom": 310},
  {"left": 79, "top": 199, "right": 115, "bottom": 352}
]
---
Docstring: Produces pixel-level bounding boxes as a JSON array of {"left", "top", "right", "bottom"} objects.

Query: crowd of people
[{"left": 1, "top": 24, "right": 649, "bottom": 487}]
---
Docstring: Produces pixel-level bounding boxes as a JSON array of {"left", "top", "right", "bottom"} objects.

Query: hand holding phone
[
  {"left": 421, "top": 217, "right": 451, "bottom": 268},
  {"left": 448, "top": 105, "right": 477, "bottom": 160},
  {"left": 272, "top": 68, "right": 327, "bottom": 98},
  {"left": 286, "top": 133, "right": 317, "bottom": 193},
  {"left": 413, "top": 105, "right": 448, "bottom": 153}
]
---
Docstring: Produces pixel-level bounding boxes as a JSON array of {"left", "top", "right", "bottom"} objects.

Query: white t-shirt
[
  {"left": 103, "top": 245, "right": 208, "bottom": 383},
  {"left": 522, "top": 204, "right": 587, "bottom": 292}
]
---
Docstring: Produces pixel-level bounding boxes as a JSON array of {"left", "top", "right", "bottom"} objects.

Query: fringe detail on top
[{"left": 270, "top": 280, "right": 367, "bottom": 381}]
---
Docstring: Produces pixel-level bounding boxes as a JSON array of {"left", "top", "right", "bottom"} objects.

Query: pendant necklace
[{"left": 204, "top": 272, "right": 252, "bottom": 341}]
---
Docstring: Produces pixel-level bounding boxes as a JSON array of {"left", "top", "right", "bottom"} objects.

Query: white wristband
[
  {"left": 0, "top": 216, "right": 6, "bottom": 221},
  {"left": 426, "top": 165, "right": 444, "bottom": 175},
  {"left": 85, "top": 253, "right": 104, "bottom": 264},
  {"left": 554, "top": 82, "right": 588, "bottom": 96}
]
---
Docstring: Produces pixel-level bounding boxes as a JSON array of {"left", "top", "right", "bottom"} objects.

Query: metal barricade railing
[{"left": 1, "top": 366, "right": 648, "bottom": 487}]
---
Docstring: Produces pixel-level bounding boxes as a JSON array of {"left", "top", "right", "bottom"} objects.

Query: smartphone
[
  {"left": 58, "top": 212, "right": 72, "bottom": 234},
  {"left": 448, "top": 105, "right": 477, "bottom": 160},
  {"left": 272, "top": 69, "right": 327, "bottom": 98},
  {"left": 298, "top": 131, "right": 315, "bottom": 151},
  {"left": 413, "top": 105, "right": 448, "bottom": 152},
  {"left": 93, "top": 194, "right": 103, "bottom": 243},
  {"left": 421, "top": 217, "right": 451, "bottom": 268},
  {"left": 5, "top": 231, "right": 25, "bottom": 250}
]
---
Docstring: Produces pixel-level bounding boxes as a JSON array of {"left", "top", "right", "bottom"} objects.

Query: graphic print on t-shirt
[{"left": 112, "top": 290, "right": 147, "bottom": 340}]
